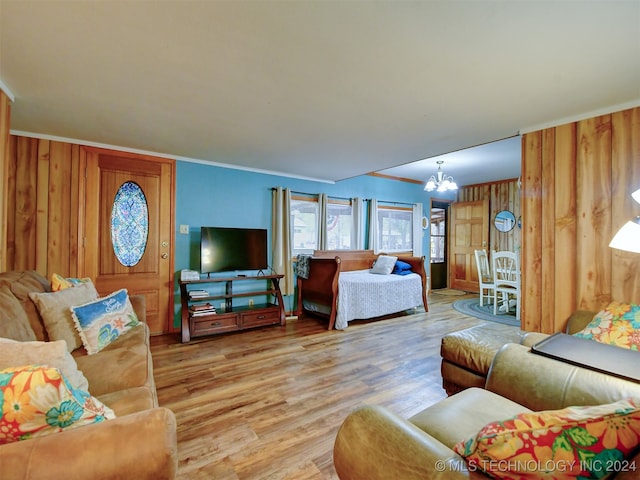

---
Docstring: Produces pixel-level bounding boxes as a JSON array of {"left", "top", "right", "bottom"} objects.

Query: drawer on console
[
  {"left": 191, "top": 314, "right": 238, "bottom": 335},
  {"left": 241, "top": 309, "right": 280, "bottom": 328}
]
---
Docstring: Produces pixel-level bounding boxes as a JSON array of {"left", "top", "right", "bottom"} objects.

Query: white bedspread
[{"left": 335, "top": 269, "right": 423, "bottom": 330}]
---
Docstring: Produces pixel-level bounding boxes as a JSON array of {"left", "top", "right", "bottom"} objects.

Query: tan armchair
[{"left": 334, "top": 342, "right": 640, "bottom": 479}]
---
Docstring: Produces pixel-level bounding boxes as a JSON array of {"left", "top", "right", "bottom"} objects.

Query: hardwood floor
[{"left": 150, "top": 292, "right": 481, "bottom": 479}]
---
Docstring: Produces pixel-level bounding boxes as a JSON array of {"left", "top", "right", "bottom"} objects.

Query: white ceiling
[
  {"left": 1, "top": 1, "right": 639, "bottom": 186},
  {"left": 380, "top": 135, "right": 522, "bottom": 188}
]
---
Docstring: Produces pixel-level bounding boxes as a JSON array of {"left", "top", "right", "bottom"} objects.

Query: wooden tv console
[{"left": 179, "top": 274, "right": 285, "bottom": 343}]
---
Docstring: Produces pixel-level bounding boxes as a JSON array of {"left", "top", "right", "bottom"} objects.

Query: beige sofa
[
  {"left": 0, "top": 270, "right": 178, "bottom": 479},
  {"left": 334, "top": 342, "right": 640, "bottom": 479}
]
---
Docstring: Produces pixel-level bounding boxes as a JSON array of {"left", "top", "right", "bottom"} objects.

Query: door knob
[
  {"left": 161, "top": 253, "right": 169, "bottom": 259},
  {"left": 162, "top": 241, "right": 169, "bottom": 247}
]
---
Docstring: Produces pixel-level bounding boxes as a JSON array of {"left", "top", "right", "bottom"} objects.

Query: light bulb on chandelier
[{"left": 424, "top": 160, "right": 458, "bottom": 192}]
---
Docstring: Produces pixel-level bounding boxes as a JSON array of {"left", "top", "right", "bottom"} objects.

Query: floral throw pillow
[
  {"left": 70, "top": 289, "right": 141, "bottom": 355},
  {"left": 0, "top": 365, "right": 115, "bottom": 444},
  {"left": 453, "top": 398, "right": 640, "bottom": 479},
  {"left": 574, "top": 302, "right": 640, "bottom": 350},
  {"left": 0, "top": 338, "right": 89, "bottom": 392}
]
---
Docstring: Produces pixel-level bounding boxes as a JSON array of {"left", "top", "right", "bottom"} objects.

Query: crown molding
[
  {"left": 9, "top": 129, "right": 335, "bottom": 184},
  {"left": 519, "top": 99, "right": 640, "bottom": 134},
  {"left": 0, "top": 78, "right": 15, "bottom": 102}
]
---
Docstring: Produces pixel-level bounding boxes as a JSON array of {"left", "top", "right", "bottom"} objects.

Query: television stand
[{"left": 178, "top": 274, "right": 285, "bottom": 343}]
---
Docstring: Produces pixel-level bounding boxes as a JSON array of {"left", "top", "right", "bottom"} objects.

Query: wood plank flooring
[{"left": 150, "top": 292, "right": 481, "bottom": 479}]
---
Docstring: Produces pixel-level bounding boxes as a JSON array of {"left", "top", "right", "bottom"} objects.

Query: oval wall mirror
[{"left": 494, "top": 210, "right": 516, "bottom": 232}]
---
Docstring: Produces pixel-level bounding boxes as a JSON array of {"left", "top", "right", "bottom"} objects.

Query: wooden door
[
  {"left": 80, "top": 147, "right": 175, "bottom": 335},
  {"left": 449, "top": 199, "right": 489, "bottom": 292}
]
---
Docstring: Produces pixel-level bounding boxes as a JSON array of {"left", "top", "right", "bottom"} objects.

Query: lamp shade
[{"left": 609, "top": 217, "right": 640, "bottom": 253}]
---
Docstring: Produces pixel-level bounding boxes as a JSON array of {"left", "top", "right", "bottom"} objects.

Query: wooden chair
[
  {"left": 474, "top": 249, "right": 494, "bottom": 306},
  {"left": 492, "top": 250, "right": 521, "bottom": 320}
]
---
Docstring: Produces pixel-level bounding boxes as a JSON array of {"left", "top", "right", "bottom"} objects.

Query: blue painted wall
[{"left": 173, "top": 160, "right": 451, "bottom": 327}]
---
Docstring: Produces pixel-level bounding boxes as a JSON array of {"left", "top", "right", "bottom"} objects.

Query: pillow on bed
[
  {"left": 392, "top": 260, "right": 413, "bottom": 275},
  {"left": 371, "top": 255, "right": 398, "bottom": 275}
]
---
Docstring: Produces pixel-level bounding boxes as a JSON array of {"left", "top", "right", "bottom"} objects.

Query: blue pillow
[
  {"left": 395, "top": 260, "right": 412, "bottom": 270},
  {"left": 392, "top": 260, "right": 413, "bottom": 275},
  {"left": 393, "top": 269, "right": 414, "bottom": 276}
]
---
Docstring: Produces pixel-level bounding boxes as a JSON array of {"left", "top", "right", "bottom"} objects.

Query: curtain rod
[
  {"left": 367, "top": 199, "right": 416, "bottom": 207},
  {"left": 271, "top": 187, "right": 354, "bottom": 202},
  {"left": 272, "top": 187, "right": 416, "bottom": 206}
]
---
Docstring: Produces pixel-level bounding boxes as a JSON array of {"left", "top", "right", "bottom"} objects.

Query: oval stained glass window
[{"left": 111, "top": 181, "right": 149, "bottom": 267}]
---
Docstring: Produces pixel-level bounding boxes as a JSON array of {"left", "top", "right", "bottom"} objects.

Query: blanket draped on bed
[
  {"left": 335, "top": 269, "right": 423, "bottom": 330},
  {"left": 296, "top": 254, "right": 312, "bottom": 279}
]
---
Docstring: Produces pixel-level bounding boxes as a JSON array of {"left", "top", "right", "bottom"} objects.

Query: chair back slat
[
  {"left": 493, "top": 251, "right": 520, "bottom": 288},
  {"left": 474, "top": 249, "right": 493, "bottom": 283},
  {"left": 491, "top": 250, "right": 521, "bottom": 320}
]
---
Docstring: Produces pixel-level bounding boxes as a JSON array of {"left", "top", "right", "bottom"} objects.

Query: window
[
  {"left": 111, "top": 181, "right": 149, "bottom": 267},
  {"left": 375, "top": 205, "right": 413, "bottom": 252},
  {"left": 291, "top": 196, "right": 319, "bottom": 255},
  {"left": 430, "top": 207, "right": 446, "bottom": 263},
  {"left": 326, "top": 199, "right": 353, "bottom": 250},
  {"left": 290, "top": 195, "right": 356, "bottom": 255}
]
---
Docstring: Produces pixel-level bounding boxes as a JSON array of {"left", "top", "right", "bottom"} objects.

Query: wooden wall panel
[
  {"left": 611, "top": 108, "right": 640, "bottom": 302},
  {"left": 553, "top": 123, "right": 577, "bottom": 327},
  {"left": 4, "top": 135, "right": 83, "bottom": 279},
  {"left": 35, "top": 140, "right": 50, "bottom": 274},
  {"left": 457, "top": 178, "right": 520, "bottom": 254},
  {"left": 521, "top": 132, "right": 543, "bottom": 332},
  {"left": 540, "top": 128, "right": 556, "bottom": 333},
  {"left": 69, "top": 144, "right": 81, "bottom": 274},
  {"left": 0, "top": 91, "right": 10, "bottom": 272},
  {"left": 5, "top": 137, "right": 16, "bottom": 268},
  {"left": 522, "top": 106, "right": 640, "bottom": 333},
  {"left": 576, "top": 115, "right": 612, "bottom": 309},
  {"left": 47, "top": 141, "right": 73, "bottom": 276},
  {"left": 14, "top": 137, "right": 39, "bottom": 270}
]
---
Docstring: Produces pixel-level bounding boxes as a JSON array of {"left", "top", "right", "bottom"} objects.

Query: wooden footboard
[
  {"left": 297, "top": 250, "right": 429, "bottom": 330},
  {"left": 296, "top": 256, "right": 341, "bottom": 328},
  {"left": 395, "top": 255, "right": 428, "bottom": 313}
]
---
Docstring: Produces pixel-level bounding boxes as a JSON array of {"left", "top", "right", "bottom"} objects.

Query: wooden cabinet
[{"left": 179, "top": 274, "right": 285, "bottom": 343}]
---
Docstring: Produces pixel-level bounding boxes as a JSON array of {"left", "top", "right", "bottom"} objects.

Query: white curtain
[
  {"left": 412, "top": 202, "right": 423, "bottom": 257},
  {"left": 318, "top": 193, "right": 328, "bottom": 250},
  {"left": 271, "top": 187, "right": 294, "bottom": 296},
  {"left": 368, "top": 198, "right": 378, "bottom": 253},
  {"left": 351, "top": 197, "right": 365, "bottom": 249}
]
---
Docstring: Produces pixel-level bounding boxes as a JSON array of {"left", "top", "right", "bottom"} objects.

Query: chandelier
[{"left": 424, "top": 160, "right": 458, "bottom": 192}]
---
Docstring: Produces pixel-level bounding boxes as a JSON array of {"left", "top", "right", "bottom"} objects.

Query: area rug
[
  {"left": 452, "top": 298, "right": 520, "bottom": 326},
  {"left": 430, "top": 288, "right": 467, "bottom": 296}
]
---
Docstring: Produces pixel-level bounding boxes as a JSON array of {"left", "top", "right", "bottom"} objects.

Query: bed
[{"left": 296, "top": 250, "right": 428, "bottom": 330}]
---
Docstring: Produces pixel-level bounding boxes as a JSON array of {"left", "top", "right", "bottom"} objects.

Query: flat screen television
[{"left": 200, "top": 227, "right": 268, "bottom": 274}]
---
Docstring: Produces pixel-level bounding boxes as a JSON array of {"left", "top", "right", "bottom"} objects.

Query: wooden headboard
[
  {"left": 312, "top": 250, "right": 421, "bottom": 272},
  {"left": 312, "top": 250, "right": 377, "bottom": 271}
]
